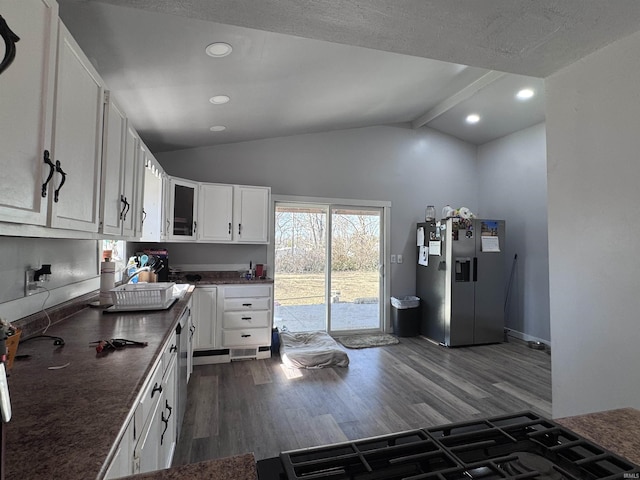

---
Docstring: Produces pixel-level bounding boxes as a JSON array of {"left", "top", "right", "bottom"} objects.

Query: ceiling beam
[{"left": 411, "top": 71, "right": 506, "bottom": 129}]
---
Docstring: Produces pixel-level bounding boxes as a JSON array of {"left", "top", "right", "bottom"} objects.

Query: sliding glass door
[
  {"left": 329, "top": 207, "right": 382, "bottom": 333},
  {"left": 273, "top": 202, "right": 384, "bottom": 334}
]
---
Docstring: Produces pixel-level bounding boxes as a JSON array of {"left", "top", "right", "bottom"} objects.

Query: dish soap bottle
[{"left": 126, "top": 256, "right": 139, "bottom": 284}]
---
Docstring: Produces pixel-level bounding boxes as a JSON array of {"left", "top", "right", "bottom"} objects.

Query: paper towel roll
[{"left": 100, "top": 261, "right": 115, "bottom": 305}]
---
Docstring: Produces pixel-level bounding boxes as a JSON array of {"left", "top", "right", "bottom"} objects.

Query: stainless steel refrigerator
[{"left": 416, "top": 218, "right": 505, "bottom": 346}]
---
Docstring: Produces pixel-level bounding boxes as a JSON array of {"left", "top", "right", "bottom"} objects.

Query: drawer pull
[
  {"left": 170, "top": 344, "right": 177, "bottom": 353},
  {"left": 151, "top": 383, "right": 162, "bottom": 397},
  {"left": 241, "top": 334, "right": 251, "bottom": 338},
  {"left": 241, "top": 317, "right": 252, "bottom": 321},
  {"left": 242, "top": 303, "right": 252, "bottom": 307}
]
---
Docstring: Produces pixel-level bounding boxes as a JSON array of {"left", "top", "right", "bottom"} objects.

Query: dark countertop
[
  {"left": 118, "top": 455, "right": 257, "bottom": 480},
  {"left": 171, "top": 271, "right": 273, "bottom": 285},
  {"left": 4, "top": 286, "right": 197, "bottom": 479},
  {"left": 556, "top": 407, "right": 640, "bottom": 465}
]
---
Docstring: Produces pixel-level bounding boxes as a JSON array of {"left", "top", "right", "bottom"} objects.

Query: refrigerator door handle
[{"left": 473, "top": 257, "right": 478, "bottom": 282}]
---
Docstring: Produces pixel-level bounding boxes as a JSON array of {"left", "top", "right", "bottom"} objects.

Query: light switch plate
[
  {"left": 397, "top": 254, "right": 403, "bottom": 264},
  {"left": 390, "top": 254, "right": 396, "bottom": 264}
]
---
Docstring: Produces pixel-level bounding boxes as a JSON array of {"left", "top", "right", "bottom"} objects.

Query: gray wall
[
  {"left": 477, "top": 123, "right": 550, "bottom": 341},
  {"left": 0, "top": 237, "right": 99, "bottom": 321},
  {"left": 156, "top": 124, "right": 479, "bottom": 297},
  {"left": 546, "top": 30, "right": 640, "bottom": 417}
]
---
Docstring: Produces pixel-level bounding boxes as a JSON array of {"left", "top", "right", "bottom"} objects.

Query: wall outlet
[
  {"left": 25, "top": 265, "right": 52, "bottom": 296},
  {"left": 390, "top": 254, "right": 396, "bottom": 264},
  {"left": 397, "top": 254, "right": 403, "bottom": 264},
  {"left": 25, "top": 269, "right": 39, "bottom": 296}
]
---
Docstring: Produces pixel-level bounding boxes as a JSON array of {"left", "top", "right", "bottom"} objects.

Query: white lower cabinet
[
  {"left": 159, "top": 353, "right": 177, "bottom": 469},
  {"left": 192, "top": 284, "right": 273, "bottom": 364},
  {"left": 104, "top": 418, "right": 134, "bottom": 479},
  {"left": 104, "top": 330, "right": 179, "bottom": 478},
  {"left": 218, "top": 284, "right": 273, "bottom": 360},
  {"left": 187, "top": 301, "right": 195, "bottom": 381},
  {"left": 193, "top": 287, "right": 217, "bottom": 351}
]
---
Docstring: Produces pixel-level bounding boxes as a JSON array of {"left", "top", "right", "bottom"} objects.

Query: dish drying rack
[{"left": 110, "top": 282, "right": 175, "bottom": 307}]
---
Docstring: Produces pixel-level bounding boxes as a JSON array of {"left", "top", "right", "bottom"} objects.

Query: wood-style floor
[{"left": 173, "top": 335, "right": 551, "bottom": 465}]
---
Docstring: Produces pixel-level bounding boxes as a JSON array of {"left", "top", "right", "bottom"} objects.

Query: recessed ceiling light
[
  {"left": 516, "top": 88, "right": 535, "bottom": 100},
  {"left": 466, "top": 114, "right": 480, "bottom": 124},
  {"left": 205, "top": 42, "right": 232, "bottom": 57},
  {"left": 209, "top": 95, "right": 230, "bottom": 105},
  {"left": 210, "top": 125, "right": 226, "bottom": 132}
]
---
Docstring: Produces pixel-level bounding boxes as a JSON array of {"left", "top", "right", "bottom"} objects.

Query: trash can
[{"left": 391, "top": 296, "right": 420, "bottom": 337}]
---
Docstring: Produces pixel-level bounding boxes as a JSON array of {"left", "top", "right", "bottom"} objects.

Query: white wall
[
  {"left": 157, "top": 124, "right": 479, "bottom": 297},
  {"left": 546, "top": 31, "right": 640, "bottom": 417},
  {"left": 478, "top": 123, "right": 550, "bottom": 341}
]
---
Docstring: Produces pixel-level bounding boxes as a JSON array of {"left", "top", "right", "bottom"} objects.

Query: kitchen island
[{"left": 5, "top": 284, "right": 258, "bottom": 479}]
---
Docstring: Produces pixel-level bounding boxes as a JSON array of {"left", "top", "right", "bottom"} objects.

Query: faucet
[{"left": 123, "top": 266, "right": 151, "bottom": 284}]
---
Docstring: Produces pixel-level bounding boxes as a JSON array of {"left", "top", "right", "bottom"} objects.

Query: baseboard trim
[{"left": 505, "top": 328, "right": 550, "bottom": 346}]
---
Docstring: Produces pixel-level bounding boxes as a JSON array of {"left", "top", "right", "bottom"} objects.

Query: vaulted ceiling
[{"left": 57, "top": 1, "right": 640, "bottom": 152}]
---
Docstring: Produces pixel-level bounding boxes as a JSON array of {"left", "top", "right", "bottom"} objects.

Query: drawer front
[
  {"left": 223, "top": 285, "right": 271, "bottom": 298},
  {"left": 135, "top": 360, "right": 164, "bottom": 434},
  {"left": 224, "top": 296, "right": 271, "bottom": 311},
  {"left": 222, "top": 328, "right": 270, "bottom": 347},
  {"left": 162, "top": 331, "right": 178, "bottom": 375},
  {"left": 223, "top": 310, "right": 270, "bottom": 329}
]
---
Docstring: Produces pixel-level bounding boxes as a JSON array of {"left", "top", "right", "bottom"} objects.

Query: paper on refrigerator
[
  {"left": 418, "top": 246, "right": 429, "bottom": 266},
  {"left": 416, "top": 226, "right": 425, "bottom": 246},
  {"left": 428, "top": 240, "right": 441, "bottom": 256}
]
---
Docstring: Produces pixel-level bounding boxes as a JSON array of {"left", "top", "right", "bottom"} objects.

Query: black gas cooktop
[{"left": 256, "top": 411, "right": 640, "bottom": 480}]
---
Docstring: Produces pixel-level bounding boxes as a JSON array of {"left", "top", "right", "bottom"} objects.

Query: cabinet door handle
[
  {"left": 241, "top": 334, "right": 251, "bottom": 338},
  {"left": 141, "top": 208, "right": 146, "bottom": 227},
  {"left": 0, "top": 15, "right": 20, "bottom": 75},
  {"left": 160, "top": 414, "right": 168, "bottom": 445},
  {"left": 238, "top": 223, "right": 242, "bottom": 235},
  {"left": 151, "top": 382, "right": 162, "bottom": 398},
  {"left": 161, "top": 399, "right": 172, "bottom": 445},
  {"left": 53, "top": 160, "right": 67, "bottom": 203},
  {"left": 123, "top": 197, "right": 130, "bottom": 221},
  {"left": 119, "top": 195, "right": 127, "bottom": 219},
  {"left": 42, "top": 150, "right": 55, "bottom": 198},
  {"left": 170, "top": 344, "right": 177, "bottom": 353},
  {"left": 228, "top": 222, "right": 231, "bottom": 234}
]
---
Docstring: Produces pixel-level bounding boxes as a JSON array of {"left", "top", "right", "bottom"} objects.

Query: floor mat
[{"left": 337, "top": 333, "right": 399, "bottom": 349}]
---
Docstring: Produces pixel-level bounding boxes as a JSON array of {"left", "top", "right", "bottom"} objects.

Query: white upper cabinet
[
  {"left": 121, "top": 124, "right": 141, "bottom": 238},
  {"left": 197, "top": 183, "right": 270, "bottom": 244},
  {"left": 168, "top": 178, "right": 198, "bottom": 241},
  {"left": 235, "top": 185, "right": 270, "bottom": 243},
  {"left": 100, "top": 93, "right": 127, "bottom": 236},
  {"left": 0, "top": 0, "right": 58, "bottom": 226},
  {"left": 198, "top": 183, "right": 233, "bottom": 242},
  {"left": 140, "top": 145, "right": 164, "bottom": 242},
  {"left": 47, "top": 21, "right": 104, "bottom": 232}
]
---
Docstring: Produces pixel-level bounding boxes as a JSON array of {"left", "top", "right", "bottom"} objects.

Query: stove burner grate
[{"left": 272, "top": 412, "right": 640, "bottom": 480}]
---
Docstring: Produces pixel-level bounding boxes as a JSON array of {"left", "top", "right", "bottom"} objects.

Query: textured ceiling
[
  {"left": 75, "top": 0, "right": 640, "bottom": 76},
  {"left": 55, "top": 1, "right": 640, "bottom": 152}
]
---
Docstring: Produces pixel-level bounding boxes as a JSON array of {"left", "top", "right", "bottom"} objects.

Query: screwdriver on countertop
[{"left": 91, "top": 338, "right": 148, "bottom": 353}]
